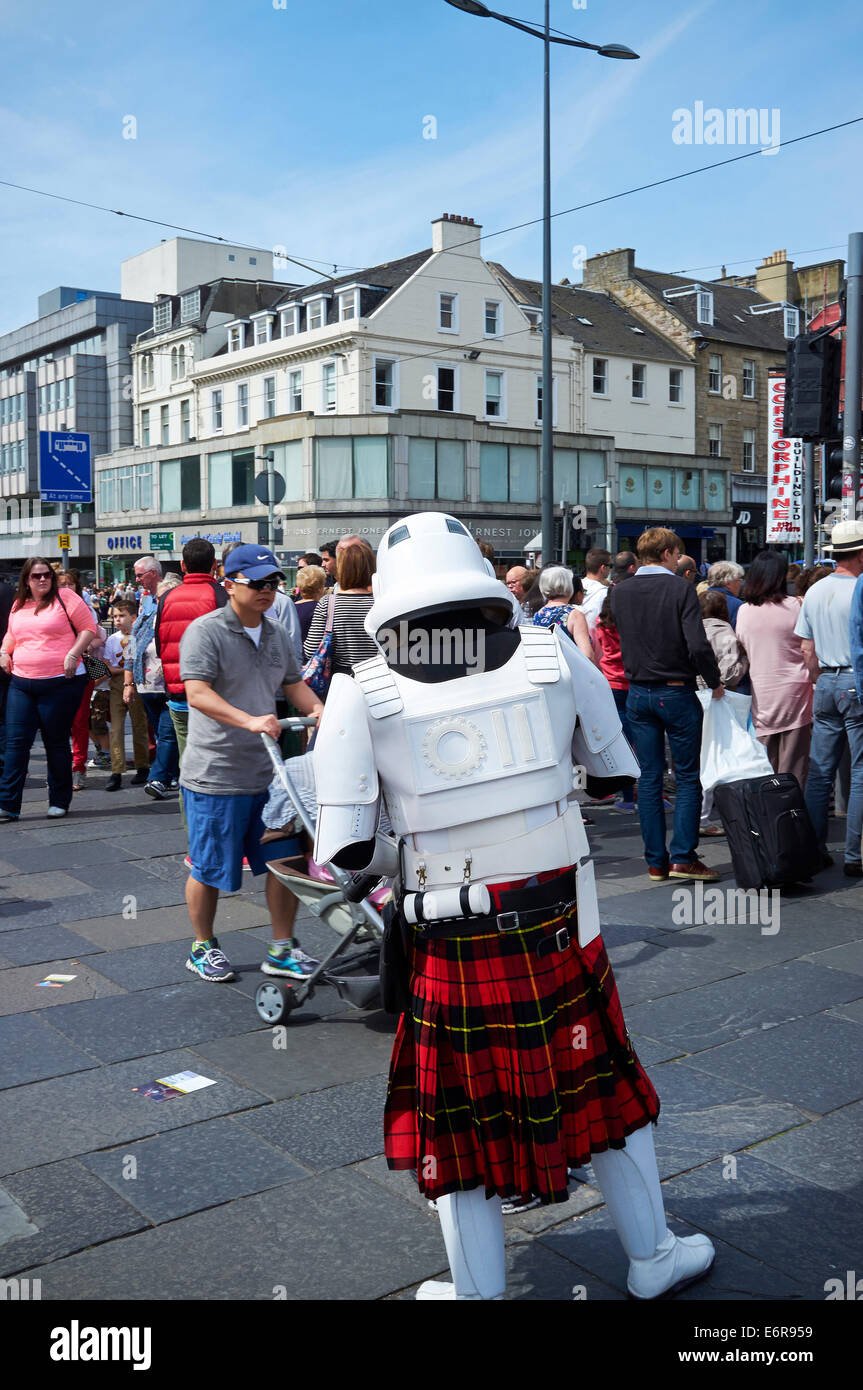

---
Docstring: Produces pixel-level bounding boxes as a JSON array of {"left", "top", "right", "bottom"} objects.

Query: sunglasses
[
  {"left": 30, "top": 571, "right": 52, "bottom": 580},
  {"left": 229, "top": 576, "right": 281, "bottom": 592}
]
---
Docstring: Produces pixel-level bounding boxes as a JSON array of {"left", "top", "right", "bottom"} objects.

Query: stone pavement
[{"left": 1, "top": 747, "right": 861, "bottom": 1302}]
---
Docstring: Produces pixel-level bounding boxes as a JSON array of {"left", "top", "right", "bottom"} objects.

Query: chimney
[
  {"left": 432, "top": 214, "right": 482, "bottom": 255},
  {"left": 582, "top": 247, "right": 635, "bottom": 290}
]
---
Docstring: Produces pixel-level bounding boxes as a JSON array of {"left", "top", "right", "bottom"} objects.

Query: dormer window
[
  {"left": 280, "top": 305, "right": 301, "bottom": 337},
  {"left": 153, "top": 299, "right": 172, "bottom": 332},
  {"left": 521, "top": 304, "right": 542, "bottom": 329},
  {"left": 339, "top": 289, "right": 359, "bottom": 321},
  {"left": 252, "top": 312, "right": 274, "bottom": 345},
  {"left": 697, "top": 290, "right": 714, "bottom": 325},
  {"left": 180, "top": 290, "right": 200, "bottom": 323},
  {"left": 784, "top": 306, "right": 800, "bottom": 339},
  {"left": 304, "top": 295, "right": 329, "bottom": 331},
  {"left": 227, "top": 322, "right": 247, "bottom": 353}
]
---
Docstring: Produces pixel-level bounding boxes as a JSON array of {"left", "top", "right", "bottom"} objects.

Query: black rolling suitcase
[{"left": 712, "top": 774, "right": 820, "bottom": 889}]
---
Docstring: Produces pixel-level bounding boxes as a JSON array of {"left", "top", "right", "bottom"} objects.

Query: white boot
[
  {"left": 416, "top": 1188, "right": 506, "bottom": 1300},
  {"left": 590, "top": 1124, "right": 714, "bottom": 1299}
]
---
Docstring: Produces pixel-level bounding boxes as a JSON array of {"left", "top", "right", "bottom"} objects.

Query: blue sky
[{"left": 1, "top": 0, "right": 861, "bottom": 335}]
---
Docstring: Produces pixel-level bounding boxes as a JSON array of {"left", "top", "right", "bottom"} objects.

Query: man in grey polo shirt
[
  {"left": 795, "top": 520, "right": 863, "bottom": 875},
  {"left": 180, "top": 545, "right": 323, "bottom": 982}
]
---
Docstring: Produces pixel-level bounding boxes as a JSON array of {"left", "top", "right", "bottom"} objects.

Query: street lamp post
[{"left": 443, "top": 0, "right": 637, "bottom": 563}]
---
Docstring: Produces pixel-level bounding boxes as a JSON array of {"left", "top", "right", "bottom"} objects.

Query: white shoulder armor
[
  {"left": 313, "top": 674, "right": 381, "bottom": 867},
  {"left": 555, "top": 628, "right": 640, "bottom": 781}
]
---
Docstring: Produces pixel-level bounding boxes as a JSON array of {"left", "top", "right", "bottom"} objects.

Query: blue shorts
[{"left": 183, "top": 788, "right": 304, "bottom": 893}]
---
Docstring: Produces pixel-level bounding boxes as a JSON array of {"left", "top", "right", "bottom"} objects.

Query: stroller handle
[{"left": 277, "top": 716, "right": 317, "bottom": 730}]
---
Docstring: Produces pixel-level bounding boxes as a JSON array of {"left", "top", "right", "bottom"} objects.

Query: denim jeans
[
  {"left": 804, "top": 671, "right": 863, "bottom": 863},
  {"left": 140, "top": 694, "right": 180, "bottom": 786},
  {"left": 0, "top": 673, "right": 88, "bottom": 814},
  {"left": 625, "top": 683, "right": 704, "bottom": 868},
  {"left": 612, "top": 687, "right": 636, "bottom": 800}
]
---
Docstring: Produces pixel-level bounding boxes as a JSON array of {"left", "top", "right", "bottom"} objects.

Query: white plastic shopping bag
[{"left": 696, "top": 690, "right": 772, "bottom": 793}]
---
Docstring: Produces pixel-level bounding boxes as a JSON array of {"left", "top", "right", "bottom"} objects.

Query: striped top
[{"left": 303, "top": 591, "right": 377, "bottom": 676}]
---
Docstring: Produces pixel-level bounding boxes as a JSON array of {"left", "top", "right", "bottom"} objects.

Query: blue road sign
[{"left": 39, "top": 431, "right": 92, "bottom": 503}]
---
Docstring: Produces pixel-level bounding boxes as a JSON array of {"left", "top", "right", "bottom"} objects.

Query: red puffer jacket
[{"left": 154, "top": 573, "right": 227, "bottom": 695}]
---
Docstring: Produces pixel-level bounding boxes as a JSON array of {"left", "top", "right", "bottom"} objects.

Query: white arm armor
[
  {"left": 555, "top": 628, "right": 640, "bottom": 782},
  {"left": 313, "top": 674, "right": 382, "bottom": 869}
]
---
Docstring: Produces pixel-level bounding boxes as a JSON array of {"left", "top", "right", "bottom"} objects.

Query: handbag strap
[
  {"left": 324, "top": 590, "right": 336, "bottom": 635},
  {"left": 56, "top": 590, "right": 79, "bottom": 638}
]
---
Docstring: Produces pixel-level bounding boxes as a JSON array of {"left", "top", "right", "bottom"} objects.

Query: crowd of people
[{"left": 1, "top": 516, "right": 859, "bottom": 1303}]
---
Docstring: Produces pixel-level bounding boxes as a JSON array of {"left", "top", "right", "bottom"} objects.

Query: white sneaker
[
  {"left": 47, "top": 806, "right": 68, "bottom": 818},
  {"left": 416, "top": 1280, "right": 456, "bottom": 1300},
  {"left": 627, "top": 1231, "right": 715, "bottom": 1300}
]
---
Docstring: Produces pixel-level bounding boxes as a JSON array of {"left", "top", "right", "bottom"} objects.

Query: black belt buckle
[
  {"left": 554, "top": 925, "right": 570, "bottom": 952},
  {"left": 496, "top": 911, "right": 520, "bottom": 933}
]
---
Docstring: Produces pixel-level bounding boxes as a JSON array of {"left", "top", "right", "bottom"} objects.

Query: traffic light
[
  {"left": 257, "top": 518, "right": 269, "bottom": 544},
  {"left": 824, "top": 441, "right": 844, "bottom": 500},
  {"left": 783, "top": 333, "right": 842, "bottom": 441}
]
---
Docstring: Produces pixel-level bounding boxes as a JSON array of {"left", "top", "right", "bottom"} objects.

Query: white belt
[{"left": 402, "top": 802, "right": 590, "bottom": 889}]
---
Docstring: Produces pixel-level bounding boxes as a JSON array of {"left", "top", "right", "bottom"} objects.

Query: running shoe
[
  {"left": 47, "top": 806, "right": 67, "bottom": 818},
  {"left": 614, "top": 797, "right": 636, "bottom": 812},
  {"left": 87, "top": 752, "right": 111, "bottom": 770},
  {"left": 501, "top": 1192, "right": 542, "bottom": 1215},
  {"left": 185, "top": 940, "right": 236, "bottom": 982},
  {"left": 144, "top": 781, "right": 167, "bottom": 800},
  {"left": 261, "top": 943, "right": 319, "bottom": 978},
  {"left": 183, "top": 856, "right": 194, "bottom": 870}
]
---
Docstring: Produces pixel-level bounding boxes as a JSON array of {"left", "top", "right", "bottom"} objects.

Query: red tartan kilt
[{"left": 384, "top": 907, "right": 660, "bottom": 1204}]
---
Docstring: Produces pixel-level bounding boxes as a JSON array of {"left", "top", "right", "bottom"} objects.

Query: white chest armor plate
[{"left": 353, "top": 626, "right": 577, "bottom": 843}]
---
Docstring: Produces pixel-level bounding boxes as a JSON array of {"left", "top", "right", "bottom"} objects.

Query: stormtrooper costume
[{"left": 313, "top": 514, "right": 714, "bottom": 1301}]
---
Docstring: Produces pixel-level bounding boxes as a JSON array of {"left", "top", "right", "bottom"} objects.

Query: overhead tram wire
[{"left": 2, "top": 114, "right": 860, "bottom": 292}]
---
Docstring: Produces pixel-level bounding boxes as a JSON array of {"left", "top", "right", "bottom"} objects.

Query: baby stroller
[{"left": 254, "top": 719, "right": 388, "bottom": 1026}]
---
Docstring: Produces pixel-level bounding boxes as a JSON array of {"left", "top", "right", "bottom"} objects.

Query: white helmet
[{"left": 364, "top": 512, "right": 518, "bottom": 637}]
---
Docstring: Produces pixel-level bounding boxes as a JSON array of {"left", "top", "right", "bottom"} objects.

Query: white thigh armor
[{"left": 314, "top": 624, "right": 638, "bottom": 943}]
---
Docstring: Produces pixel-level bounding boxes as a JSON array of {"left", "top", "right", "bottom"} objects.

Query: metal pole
[
  {"left": 843, "top": 232, "right": 863, "bottom": 517},
  {"left": 540, "top": 0, "right": 553, "bottom": 566},
  {"left": 803, "top": 441, "right": 815, "bottom": 567}
]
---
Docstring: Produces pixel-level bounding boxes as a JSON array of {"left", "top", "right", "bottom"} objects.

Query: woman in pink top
[
  {"left": 735, "top": 551, "right": 815, "bottom": 788},
  {"left": 0, "top": 557, "right": 97, "bottom": 821}
]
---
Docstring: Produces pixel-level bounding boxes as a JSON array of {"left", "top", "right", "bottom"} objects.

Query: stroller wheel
[{"left": 255, "top": 980, "right": 297, "bottom": 1024}]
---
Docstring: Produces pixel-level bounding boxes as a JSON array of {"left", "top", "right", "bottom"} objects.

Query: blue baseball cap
[{"left": 223, "top": 544, "right": 284, "bottom": 580}]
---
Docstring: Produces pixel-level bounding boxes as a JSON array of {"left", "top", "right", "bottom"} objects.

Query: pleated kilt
[{"left": 384, "top": 881, "right": 660, "bottom": 1205}]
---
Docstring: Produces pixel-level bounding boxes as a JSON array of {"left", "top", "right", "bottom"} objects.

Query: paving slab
[
  {"left": 608, "top": 938, "right": 742, "bottom": 1007},
  {"left": 43, "top": 979, "right": 260, "bottom": 1063},
  {"left": 2, "top": 870, "right": 93, "bottom": 900},
  {"left": 0, "top": 924, "right": 104, "bottom": 967},
  {"left": 68, "top": 896, "right": 271, "bottom": 949},
  {"left": 655, "top": 1156, "right": 863, "bottom": 1295},
  {"left": 0, "top": 1014, "right": 99, "bottom": 1090},
  {"left": 235, "top": 1074, "right": 389, "bottom": 1170},
  {"left": 0, "top": 840, "right": 141, "bottom": 873},
  {"left": 628, "top": 1034, "right": 685, "bottom": 1067},
  {"left": 644, "top": 914, "right": 863, "bottom": 971},
  {"left": 623, "top": 959, "right": 863, "bottom": 1054},
  {"left": 193, "top": 1011, "right": 396, "bottom": 1101},
  {"left": 0, "top": 1159, "right": 148, "bottom": 1278},
  {"left": 0, "top": 959, "right": 125, "bottom": 1018},
  {"left": 538, "top": 1207, "right": 809, "bottom": 1301},
  {"left": 103, "top": 830, "right": 191, "bottom": 860},
  {"left": 747, "top": 1102, "right": 863, "bottom": 1204},
  {"left": 0, "top": 1049, "right": 268, "bottom": 1176},
  {"left": 803, "top": 939, "right": 863, "bottom": 977},
  {"left": 681, "top": 1014, "right": 863, "bottom": 1114},
  {"left": 644, "top": 1059, "right": 809, "bottom": 1180},
  {"left": 17, "top": 1168, "right": 450, "bottom": 1300},
  {"left": 86, "top": 930, "right": 270, "bottom": 992},
  {"left": 0, "top": 881, "right": 190, "bottom": 932},
  {"left": 829, "top": 997, "right": 863, "bottom": 1025},
  {"left": 81, "top": 1116, "right": 309, "bottom": 1224}
]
